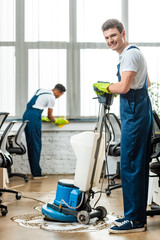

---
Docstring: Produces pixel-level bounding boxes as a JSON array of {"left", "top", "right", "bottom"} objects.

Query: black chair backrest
[
  {"left": 105, "top": 113, "right": 121, "bottom": 157},
  {"left": 153, "top": 111, "right": 160, "bottom": 137},
  {"left": 0, "top": 121, "right": 17, "bottom": 153},
  {"left": 151, "top": 111, "right": 160, "bottom": 160},
  {"left": 0, "top": 112, "right": 9, "bottom": 130},
  {"left": 15, "top": 120, "right": 29, "bottom": 146},
  {"left": 105, "top": 113, "right": 121, "bottom": 143},
  {"left": 6, "top": 120, "right": 29, "bottom": 155}
]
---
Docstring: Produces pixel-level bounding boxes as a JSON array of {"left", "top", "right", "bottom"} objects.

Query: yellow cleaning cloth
[
  {"left": 41, "top": 117, "right": 69, "bottom": 128},
  {"left": 57, "top": 119, "right": 69, "bottom": 128}
]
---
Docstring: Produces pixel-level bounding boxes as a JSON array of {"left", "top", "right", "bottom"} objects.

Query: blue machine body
[
  {"left": 42, "top": 204, "right": 77, "bottom": 222},
  {"left": 41, "top": 85, "right": 112, "bottom": 223},
  {"left": 42, "top": 179, "right": 82, "bottom": 222}
]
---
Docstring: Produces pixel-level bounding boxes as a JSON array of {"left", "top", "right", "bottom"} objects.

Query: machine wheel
[
  {"left": 106, "top": 189, "right": 111, "bottom": 196},
  {"left": 95, "top": 206, "right": 107, "bottom": 220},
  {"left": 77, "top": 210, "right": 90, "bottom": 225},
  {"left": 1, "top": 208, "right": 8, "bottom": 216},
  {"left": 16, "top": 194, "right": 21, "bottom": 200}
]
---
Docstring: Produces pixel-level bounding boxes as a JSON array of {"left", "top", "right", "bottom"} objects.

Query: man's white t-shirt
[
  {"left": 32, "top": 89, "right": 55, "bottom": 110},
  {"left": 119, "top": 45, "right": 148, "bottom": 89}
]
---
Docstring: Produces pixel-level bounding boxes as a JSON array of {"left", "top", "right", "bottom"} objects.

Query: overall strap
[
  {"left": 127, "top": 46, "right": 140, "bottom": 51},
  {"left": 27, "top": 90, "right": 52, "bottom": 110},
  {"left": 117, "top": 63, "right": 121, "bottom": 82},
  {"left": 36, "top": 89, "right": 53, "bottom": 97}
]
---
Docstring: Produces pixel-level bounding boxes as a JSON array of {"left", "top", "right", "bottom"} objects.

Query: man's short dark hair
[
  {"left": 54, "top": 83, "right": 66, "bottom": 93},
  {"left": 101, "top": 19, "right": 124, "bottom": 33}
]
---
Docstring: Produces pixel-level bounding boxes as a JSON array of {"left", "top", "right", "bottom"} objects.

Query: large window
[
  {"left": 25, "top": 0, "right": 69, "bottom": 42},
  {"left": 80, "top": 49, "right": 119, "bottom": 116},
  {"left": 0, "top": 47, "right": 15, "bottom": 115},
  {"left": 77, "top": 0, "right": 121, "bottom": 42},
  {"left": 141, "top": 47, "right": 160, "bottom": 82},
  {"left": 129, "top": 0, "right": 160, "bottom": 42},
  {"left": 128, "top": 0, "right": 160, "bottom": 111},
  {"left": 0, "top": 0, "right": 15, "bottom": 115},
  {"left": 0, "top": 0, "right": 15, "bottom": 41},
  {"left": 0, "top": 0, "right": 160, "bottom": 118},
  {"left": 77, "top": 0, "right": 121, "bottom": 116},
  {"left": 28, "top": 49, "right": 66, "bottom": 116}
]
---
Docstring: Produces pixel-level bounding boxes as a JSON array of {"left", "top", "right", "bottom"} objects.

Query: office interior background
[
  {"left": 0, "top": 0, "right": 160, "bottom": 120},
  {"left": 1, "top": 1, "right": 160, "bottom": 239}
]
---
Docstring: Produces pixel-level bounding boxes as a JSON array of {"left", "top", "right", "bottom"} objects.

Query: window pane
[
  {"left": 129, "top": 0, "right": 160, "bottom": 42},
  {"left": 140, "top": 47, "right": 160, "bottom": 112},
  {"left": 28, "top": 49, "right": 66, "bottom": 116},
  {"left": 25, "top": 0, "right": 69, "bottom": 42},
  {"left": 80, "top": 49, "right": 119, "bottom": 116},
  {"left": 77, "top": 0, "right": 121, "bottom": 42},
  {"left": 0, "top": 47, "right": 15, "bottom": 115},
  {"left": 140, "top": 47, "right": 160, "bottom": 84},
  {"left": 0, "top": 0, "right": 15, "bottom": 41}
]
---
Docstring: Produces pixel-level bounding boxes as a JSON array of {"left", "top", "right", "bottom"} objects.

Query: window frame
[{"left": 0, "top": 0, "right": 160, "bottom": 117}]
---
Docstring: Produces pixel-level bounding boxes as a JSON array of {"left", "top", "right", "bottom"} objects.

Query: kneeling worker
[{"left": 23, "top": 84, "right": 66, "bottom": 179}]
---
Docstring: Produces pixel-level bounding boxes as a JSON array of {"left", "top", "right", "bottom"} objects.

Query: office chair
[
  {"left": 105, "top": 113, "right": 122, "bottom": 196},
  {"left": 0, "top": 112, "right": 9, "bottom": 130},
  {"left": 0, "top": 153, "right": 11, "bottom": 216},
  {"left": 0, "top": 121, "right": 21, "bottom": 216},
  {"left": 147, "top": 111, "right": 160, "bottom": 217},
  {"left": 6, "top": 120, "right": 29, "bottom": 182}
]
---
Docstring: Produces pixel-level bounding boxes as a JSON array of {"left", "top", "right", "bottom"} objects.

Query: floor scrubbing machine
[{"left": 42, "top": 85, "right": 114, "bottom": 224}]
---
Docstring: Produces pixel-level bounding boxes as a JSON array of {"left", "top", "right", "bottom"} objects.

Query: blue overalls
[
  {"left": 23, "top": 90, "right": 52, "bottom": 177},
  {"left": 117, "top": 46, "right": 153, "bottom": 224}
]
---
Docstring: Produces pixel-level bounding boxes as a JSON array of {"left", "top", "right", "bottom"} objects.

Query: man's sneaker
[
  {"left": 109, "top": 220, "right": 145, "bottom": 234},
  {"left": 114, "top": 217, "right": 147, "bottom": 229},
  {"left": 114, "top": 217, "right": 126, "bottom": 226},
  {"left": 33, "top": 175, "right": 47, "bottom": 180}
]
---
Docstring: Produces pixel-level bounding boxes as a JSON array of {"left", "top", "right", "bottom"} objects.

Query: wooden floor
[{"left": 0, "top": 174, "right": 160, "bottom": 240}]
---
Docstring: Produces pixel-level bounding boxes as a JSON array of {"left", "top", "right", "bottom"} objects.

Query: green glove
[
  {"left": 93, "top": 82, "right": 112, "bottom": 95},
  {"left": 55, "top": 118, "right": 68, "bottom": 125},
  {"left": 41, "top": 116, "right": 51, "bottom": 122}
]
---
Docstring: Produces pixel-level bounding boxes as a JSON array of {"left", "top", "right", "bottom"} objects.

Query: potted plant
[{"left": 148, "top": 82, "right": 160, "bottom": 117}]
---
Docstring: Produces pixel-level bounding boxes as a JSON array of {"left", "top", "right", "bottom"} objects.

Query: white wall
[{"left": 12, "top": 121, "right": 118, "bottom": 175}]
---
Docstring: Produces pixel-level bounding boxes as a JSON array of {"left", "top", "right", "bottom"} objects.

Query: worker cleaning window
[{"left": 22, "top": 84, "right": 67, "bottom": 179}]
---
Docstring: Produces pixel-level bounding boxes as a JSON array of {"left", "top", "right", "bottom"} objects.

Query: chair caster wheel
[
  {"left": 16, "top": 194, "right": 21, "bottom": 200},
  {"left": 1, "top": 208, "right": 8, "bottom": 216},
  {"left": 25, "top": 178, "right": 28, "bottom": 182},
  {"left": 106, "top": 189, "right": 111, "bottom": 196}
]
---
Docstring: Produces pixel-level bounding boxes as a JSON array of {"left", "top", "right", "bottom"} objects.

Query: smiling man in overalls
[
  {"left": 23, "top": 84, "right": 66, "bottom": 180},
  {"left": 94, "top": 19, "right": 153, "bottom": 233}
]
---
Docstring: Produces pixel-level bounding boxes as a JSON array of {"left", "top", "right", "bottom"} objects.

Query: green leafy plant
[{"left": 148, "top": 82, "right": 160, "bottom": 117}]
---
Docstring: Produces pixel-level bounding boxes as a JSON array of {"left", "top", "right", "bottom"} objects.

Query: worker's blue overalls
[
  {"left": 23, "top": 90, "right": 52, "bottom": 177},
  {"left": 117, "top": 46, "right": 153, "bottom": 224}
]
